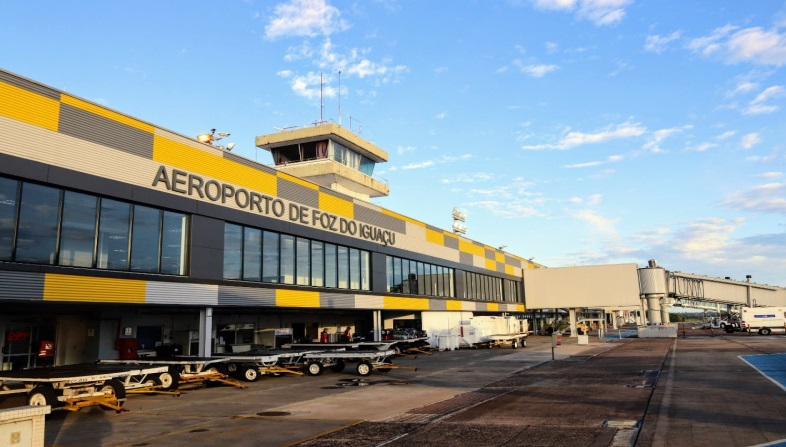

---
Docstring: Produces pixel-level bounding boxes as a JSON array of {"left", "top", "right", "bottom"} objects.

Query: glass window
[
  {"left": 417, "top": 262, "right": 425, "bottom": 295},
  {"left": 262, "top": 231, "right": 279, "bottom": 283},
  {"left": 160, "top": 211, "right": 187, "bottom": 275},
  {"left": 449, "top": 269, "right": 455, "bottom": 297},
  {"left": 393, "top": 258, "right": 402, "bottom": 293},
  {"left": 130, "top": 205, "right": 161, "bottom": 273},
  {"left": 311, "top": 241, "right": 324, "bottom": 287},
  {"left": 15, "top": 183, "right": 60, "bottom": 264},
  {"left": 243, "top": 227, "right": 262, "bottom": 281},
  {"left": 386, "top": 256, "right": 393, "bottom": 292},
  {"left": 401, "top": 259, "right": 410, "bottom": 293},
  {"left": 223, "top": 224, "right": 242, "bottom": 279},
  {"left": 361, "top": 251, "right": 370, "bottom": 291},
  {"left": 280, "top": 234, "right": 295, "bottom": 284},
  {"left": 296, "top": 237, "right": 310, "bottom": 285},
  {"left": 96, "top": 199, "right": 131, "bottom": 270},
  {"left": 349, "top": 248, "right": 360, "bottom": 290},
  {"left": 59, "top": 191, "right": 98, "bottom": 268},
  {"left": 423, "top": 264, "right": 432, "bottom": 296},
  {"left": 435, "top": 266, "right": 444, "bottom": 296},
  {"left": 337, "top": 246, "right": 349, "bottom": 289},
  {"left": 325, "top": 243, "right": 337, "bottom": 288},
  {"left": 0, "top": 178, "right": 19, "bottom": 261}
]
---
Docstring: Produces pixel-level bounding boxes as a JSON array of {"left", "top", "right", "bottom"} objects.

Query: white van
[{"left": 739, "top": 306, "right": 786, "bottom": 335}]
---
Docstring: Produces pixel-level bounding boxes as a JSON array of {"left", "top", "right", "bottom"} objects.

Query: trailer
[
  {"left": 0, "top": 363, "right": 171, "bottom": 412},
  {"left": 740, "top": 306, "right": 786, "bottom": 335},
  {"left": 99, "top": 357, "right": 244, "bottom": 388},
  {"left": 358, "top": 337, "right": 432, "bottom": 357},
  {"left": 300, "top": 349, "right": 416, "bottom": 376},
  {"left": 217, "top": 350, "right": 316, "bottom": 381},
  {"left": 454, "top": 316, "right": 528, "bottom": 349}
]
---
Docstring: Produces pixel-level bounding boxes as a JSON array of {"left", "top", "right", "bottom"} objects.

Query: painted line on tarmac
[{"left": 739, "top": 353, "right": 786, "bottom": 393}]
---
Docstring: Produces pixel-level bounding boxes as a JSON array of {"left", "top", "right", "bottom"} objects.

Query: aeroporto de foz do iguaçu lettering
[{"left": 152, "top": 166, "right": 396, "bottom": 246}]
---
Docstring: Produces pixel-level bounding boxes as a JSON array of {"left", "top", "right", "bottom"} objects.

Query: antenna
[
  {"left": 319, "top": 73, "right": 324, "bottom": 123},
  {"left": 338, "top": 70, "right": 342, "bottom": 126}
]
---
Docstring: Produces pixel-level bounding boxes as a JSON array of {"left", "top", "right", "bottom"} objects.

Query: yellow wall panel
[
  {"left": 446, "top": 300, "right": 463, "bottom": 311},
  {"left": 487, "top": 303, "right": 499, "bottom": 312},
  {"left": 505, "top": 265, "right": 515, "bottom": 275},
  {"left": 485, "top": 258, "right": 497, "bottom": 271},
  {"left": 383, "top": 296, "right": 429, "bottom": 310},
  {"left": 495, "top": 252, "right": 505, "bottom": 262},
  {"left": 459, "top": 240, "right": 485, "bottom": 257},
  {"left": 319, "top": 192, "right": 354, "bottom": 219},
  {"left": 0, "top": 82, "right": 59, "bottom": 132},
  {"left": 61, "top": 95, "right": 154, "bottom": 133},
  {"left": 43, "top": 274, "right": 145, "bottom": 303},
  {"left": 153, "top": 135, "right": 277, "bottom": 195},
  {"left": 516, "top": 304, "right": 526, "bottom": 312},
  {"left": 276, "top": 289, "right": 320, "bottom": 308},
  {"left": 425, "top": 228, "right": 444, "bottom": 245}
]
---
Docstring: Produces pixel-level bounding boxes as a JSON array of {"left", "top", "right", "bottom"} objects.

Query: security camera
[{"left": 218, "top": 132, "right": 230, "bottom": 137}]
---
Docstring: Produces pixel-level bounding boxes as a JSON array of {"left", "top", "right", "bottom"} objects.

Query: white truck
[
  {"left": 739, "top": 306, "right": 786, "bottom": 335},
  {"left": 454, "top": 316, "right": 528, "bottom": 349}
]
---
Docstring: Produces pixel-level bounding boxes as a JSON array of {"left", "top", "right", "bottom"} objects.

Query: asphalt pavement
[{"left": 7, "top": 327, "right": 786, "bottom": 447}]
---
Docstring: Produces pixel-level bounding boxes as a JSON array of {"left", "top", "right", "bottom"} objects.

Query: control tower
[{"left": 256, "top": 123, "right": 389, "bottom": 202}]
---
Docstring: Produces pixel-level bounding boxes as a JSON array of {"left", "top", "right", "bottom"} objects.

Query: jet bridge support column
[
  {"left": 568, "top": 309, "right": 577, "bottom": 338},
  {"left": 638, "top": 260, "right": 668, "bottom": 326}
]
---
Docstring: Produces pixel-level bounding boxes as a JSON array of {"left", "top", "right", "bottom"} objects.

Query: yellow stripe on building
[
  {"left": 43, "top": 274, "right": 146, "bottom": 303},
  {"left": 383, "top": 296, "right": 429, "bottom": 310},
  {"left": 515, "top": 304, "right": 526, "bottom": 312},
  {"left": 0, "top": 82, "right": 60, "bottom": 132},
  {"left": 61, "top": 95, "right": 154, "bottom": 133},
  {"left": 487, "top": 303, "right": 499, "bottom": 312},
  {"left": 319, "top": 191, "right": 354, "bottom": 219},
  {"left": 425, "top": 228, "right": 444, "bottom": 245},
  {"left": 276, "top": 289, "right": 320, "bottom": 308},
  {"left": 458, "top": 240, "right": 485, "bottom": 257},
  {"left": 153, "top": 135, "right": 277, "bottom": 195},
  {"left": 495, "top": 252, "right": 505, "bottom": 262},
  {"left": 446, "top": 300, "right": 463, "bottom": 311},
  {"left": 505, "top": 264, "right": 515, "bottom": 275}
]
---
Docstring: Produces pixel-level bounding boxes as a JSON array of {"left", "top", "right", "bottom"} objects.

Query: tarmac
[{"left": 5, "top": 326, "right": 786, "bottom": 447}]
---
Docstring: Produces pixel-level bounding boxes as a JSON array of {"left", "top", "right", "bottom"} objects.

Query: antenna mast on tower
[{"left": 338, "top": 70, "right": 342, "bottom": 126}]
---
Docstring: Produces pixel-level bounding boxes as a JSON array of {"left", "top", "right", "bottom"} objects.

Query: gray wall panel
[
  {"left": 218, "top": 285, "right": 276, "bottom": 306},
  {"left": 189, "top": 245, "right": 224, "bottom": 281},
  {"left": 429, "top": 299, "right": 447, "bottom": 311},
  {"left": 459, "top": 252, "right": 474, "bottom": 266},
  {"left": 0, "top": 70, "right": 60, "bottom": 100},
  {"left": 277, "top": 178, "right": 319, "bottom": 208},
  {"left": 0, "top": 153, "right": 49, "bottom": 182},
  {"left": 48, "top": 165, "right": 134, "bottom": 200},
  {"left": 444, "top": 236, "right": 459, "bottom": 250},
  {"left": 484, "top": 248, "right": 495, "bottom": 260},
  {"left": 319, "top": 292, "right": 356, "bottom": 309},
  {"left": 353, "top": 204, "right": 407, "bottom": 233},
  {"left": 58, "top": 104, "right": 154, "bottom": 158},
  {"left": 0, "top": 271, "right": 45, "bottom": 300}
]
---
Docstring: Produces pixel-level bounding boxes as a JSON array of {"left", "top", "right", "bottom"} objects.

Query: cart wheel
[
  {"left": 205, "top": 364, "right": 228, "bottom": 387},
  {"left": 100, "top": 379, "right": 127, "bottom": 410},
  {"left": 242, "top": 366, "right": 260, "bottom": 382},
  {"left": 487, "top": 343, "right": 492, "bottom": 349},
  {"left": 330, "top": 360, "right": 346, "bottom": 373},
  {"left": 156, "top": 368, "right": 179, "bottom": 391},
  {"left": 27, "top": 385, "right": 58, "bottom": 407},
  {"left": 356, "top": 361, "right": 373, "bottom": 376},
  {"left": 306, "top": 361, "right": 324, "bottom": 376},
  {"left": 226, "top": 362, "right": 239, "bottom": 373},
  {"left": 512, "top": 340, "right": 519, "bottom": 349},
  {"left": 760, "top": 327, "right": 772, "bottom": 336}
]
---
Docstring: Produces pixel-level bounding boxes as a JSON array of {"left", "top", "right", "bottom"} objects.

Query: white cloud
[
  {"left": 688, "top": 142, "right": 718, "bottom": 152},
  {"left": 441, "top": 173, "right": 493, "bottom": 184},
  {"left": 644, "top": 31, "right": 682, "bottom": 54},
  {"left": 397, "top": 146, "right": 415, "bottom": 155},
  {"left": 519, "top": 64, "right": 559, "bottom": 77},
  {"left": 265, "top": 0, "right": 349, "bottom": 39},
  {"left": 688, "top": 25, "right": 786, "bottom": 66},
  {"left": 545, "top": 41, "right": 559, "bottom": 53},
  {"left": 741, "top": 133, "right": 761, "bottom": 149},
  {"left": 727, "top": 80, "right": 758, "bottom": 97},
  {"left": 758, "top": 172, "right": 782, "bottom": 179},
  {"left": 642, "top": 126, "right": 691, "bottom": 154},
  {"left": 401, "top": 161, "right": 434, "bottom": 170},
  {"left": 435, "top": 111, "right": 447, "bottom": 119},
  {"left": 723, "top": 182, "right": 786, "bottom": 214},
  {"left": 570, "top": 209, "right": 618, "bottom": 236},
  {"left": 564, "top": 154, "right": 623, "bottom": 168},
  {"left": 531, "top": 0, "right": 630, "bottom": 26},
  {"left": 715, "top": 130, "right": 736, "bottom": 140},
  {"left": 523, "top": 121, "right": 646, "bottom": 150},
  {"left": 743, "top": 85, "right": 785, "bottom": 115}
]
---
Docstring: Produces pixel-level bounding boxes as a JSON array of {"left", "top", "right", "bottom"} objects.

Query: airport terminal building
[{"left": 0, "top": 69, "right": 537, "bottom": 370}]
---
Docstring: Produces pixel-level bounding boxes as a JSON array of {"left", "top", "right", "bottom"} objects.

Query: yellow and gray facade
[{"left": 0, "top": 69, "right": 538, "bottom": 369}]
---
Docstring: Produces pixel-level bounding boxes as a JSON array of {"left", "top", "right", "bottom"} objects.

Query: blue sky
[{"left": 3, "top": 0, "right": 786, "bottom": 286}]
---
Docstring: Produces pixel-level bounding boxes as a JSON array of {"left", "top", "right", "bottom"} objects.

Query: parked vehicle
[{"left": 739, "top": 306, "right": 786, "bottom": 335}]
